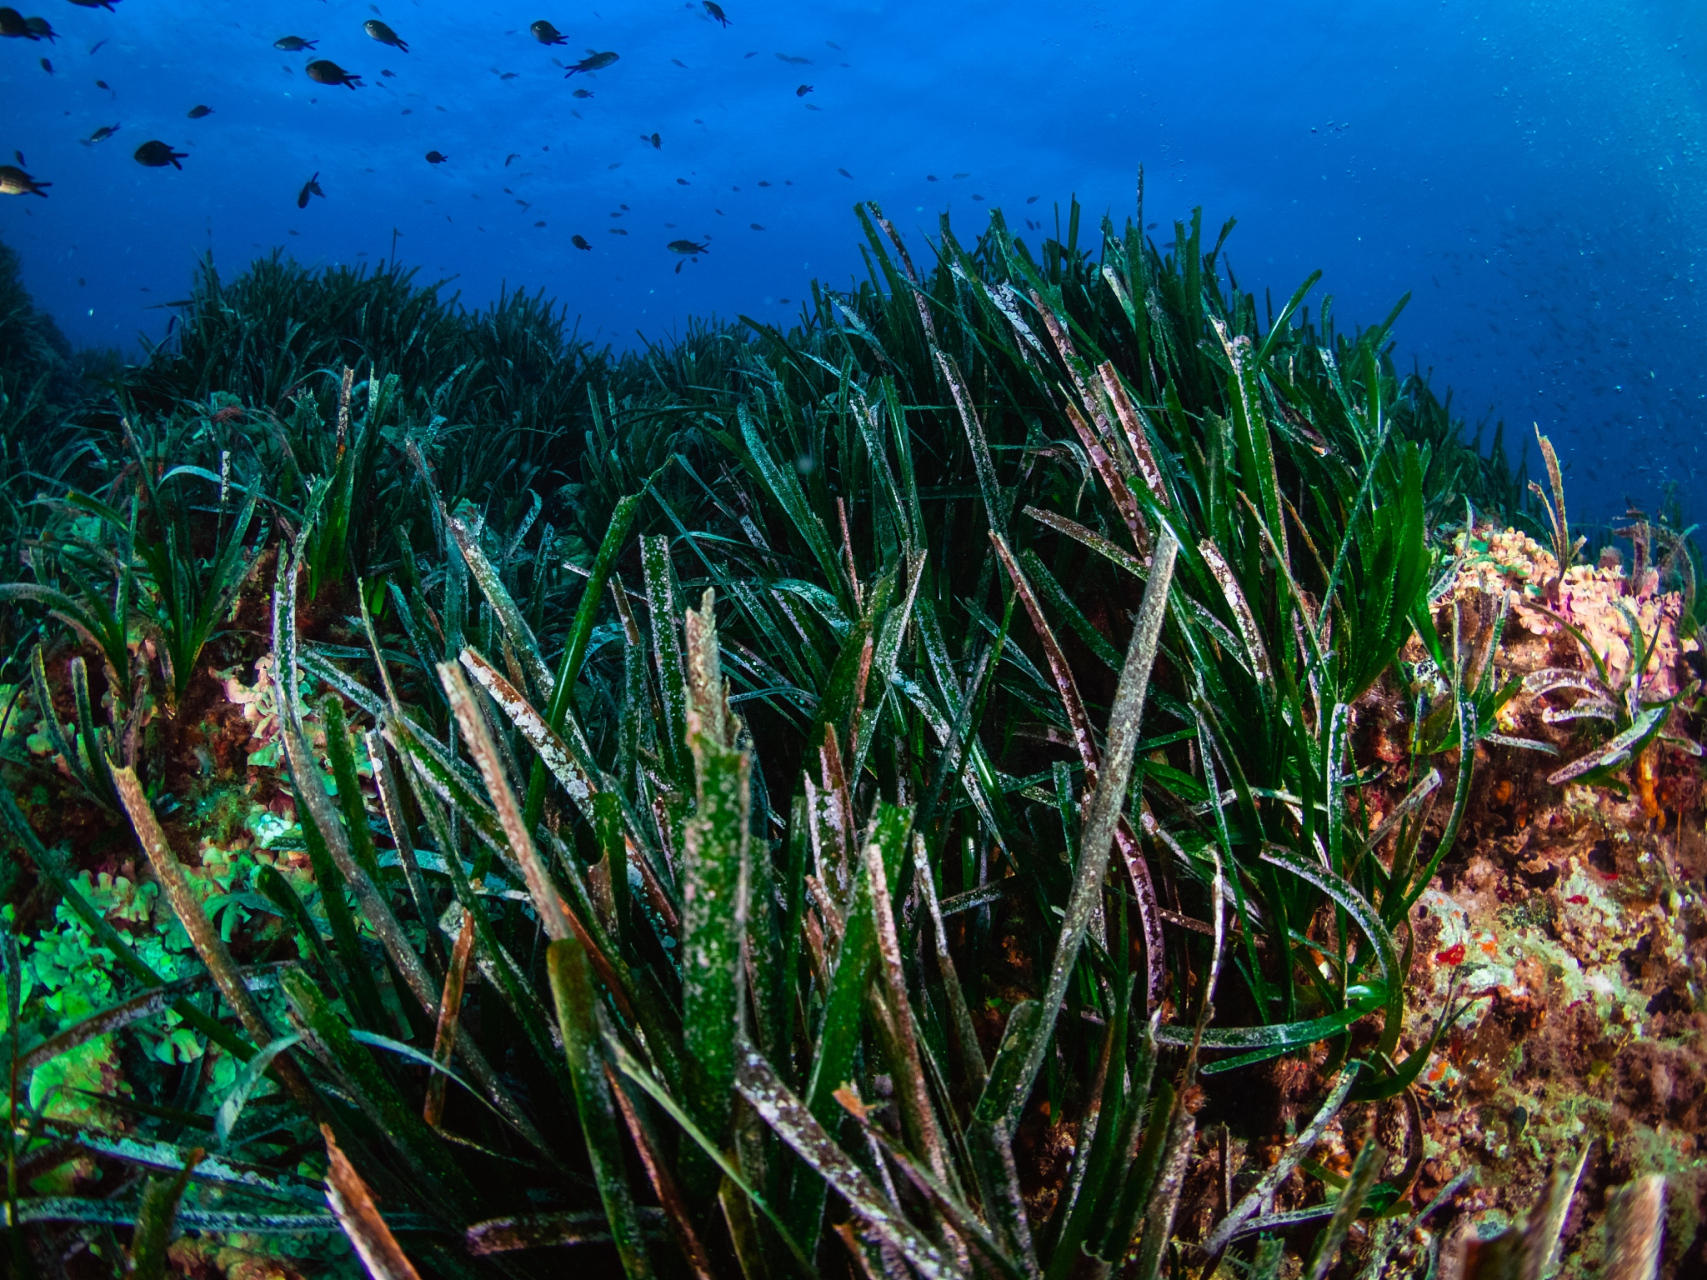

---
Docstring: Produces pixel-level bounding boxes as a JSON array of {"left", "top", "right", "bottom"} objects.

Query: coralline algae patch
[{"left": 1446, "top": 523, "right": 1701, "bottom": 698}]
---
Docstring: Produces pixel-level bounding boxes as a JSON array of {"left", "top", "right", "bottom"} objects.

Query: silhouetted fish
[
  {"left": 837, "top": 167, "right": 851, "bottom": 178},
  {"left": 25, "top": 15, "right": 54, "bottom": 40},
  {"left": 796, "top": 84, "right": 811, "bottom": 96},
  {"left": 425, "top": 150, "right": 448, "bottom": 164},
  {"left": 750, "top": 222, "right": 763, "bottom": 230},
  {"left": 0, "top": 165, "right": 49, "bottom": 196},
  {"left": 641, "top": 132, "right": 660, "bottom": 148},
  {"left": 703, "top": 2, "right": 730, "bottom": 26},
  {"left": 306, "top": 59, "right": 362, "bottom": 88},
  {"left": 571, "top": 235, "right": 591, "bottom": 250},
  {"left": 0, "top": 9, "right": 31, "bottom": 37},
  {"left": 134, "top": 140, "right": 186, "bottom": 169},
  {"left": 83, "top": 123, "right": 119, "bottom": 144},
  {"left": 530, "top": 19, "right": 566, "bottom": 45},
  {"left": 39, "top": 56, "right": 50, "bottom": 71},
  {"left": 571, "top": 88, "right": 592, "bottom": 98},
  {"left": 274, "top": 35, "right": 316, "bottom": 51},
  {"left": 187, "top": 104, "right": 212, "bottom": 118},
  {"left": 297, "top": 171, "right": 324, "bottom": 207},
  {"left": 505, "top": 153, "right": 520, "bottom": 166},
  {"left": 65, "top": 0, "right": 118, "bottom": 10},
  {"left": 564, "top": 50, "right": 617, "bottom": 75},
  {"left": 667, "top": 239, "right": 708, "bottom": 254},
  {"left": 363, "top": 19, "right": 407, "bottom": 52}
]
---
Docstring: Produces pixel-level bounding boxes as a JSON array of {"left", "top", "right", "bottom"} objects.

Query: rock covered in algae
[{"left": 1375, "top": 524, "right": 1707, "bottom": 1278}]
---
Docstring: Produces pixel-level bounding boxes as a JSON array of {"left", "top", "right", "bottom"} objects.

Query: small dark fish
[
  {"left": 926, "top": 174, "right": 937, "bottom": 181},
  {"left": 499, "top": 70, "right": 518, "bottom": 79},
  {"left": 564, "top": 49, "right": 617, "bottom": 75},
  {"left": 1025, "top": 195, "right": 1038, "bottom": 203},
  {"left": 0, "top": 165, "right": 49, "bottom": 196},
  {"left": 749, "top": 222, "right": 763, "bottom": 230},
  {"left": 505, "top": 153, "right": 519, "bottom": 165},
  {"left": 671, "top": 58, "right": 686, "bottom": 68},
  {"left": 952, "top": 171, "right": 968, "bottom": 178},
  {"left": 777, "top": 52, "right": 809, "bottom": 64},
  {"left": 65, "top": 0, "right": 118, "bottom": 9},
  {"left": 642, "top": 132, "right": 660, "bottom": 148},
  {"left": 0, "top": 8, "right": 30, "bottom": 38},
  {"left": 297, "top": 171, "right": 324, "bottom": 207},
  {"left": 425, "top": 150, "right": 448, "bottom": 163},
  {"left": 530, "top": 19, "right": 566, "bottom": 45},
  {"left": 804, "top": 103, "right": 819, "bottom": 110},
  {"left": 837, "top": 167, "right": 851, "bottom": 178},
  {"left": 306, "top": 59, "right": 362, "bottom": 88},
  {"left": 757, "top": 180, "right": 770, "bottom": 187},
  {"left": 25, "top": 15, "right": 54, "bottom": 40},
  {"left": 571, "top": 88, "right": 592, "bottom": 98},
  {"left": 667, "top": 238, "right": 708, "bottom": 254},
  {"left": 676, "top": 177, "right": 688, "bottom": 184},
  {"left": 381, "top": 68, "right": 395, "bottom": 77},
  {"left": 274, "top": 36, "right": 317, "bottom": 51},
  {"left": 40, "top": 56, "right": 51, "bottom": 71},
  {"left": 743, "top": 50, "right": 756, "bottom": 57},
  {"left": 609, "top": 227, "right": 626, "bottom": 234},
  {"left": 795, "top": 84, "right": 811, "bottom": 96},
  {"left": 88, "top": 37, "right": 105, "bottom": 53},
  {"left": 187, "top": 104, "right": 212, "bottom": 118},
  {"left": 133, "top": 140, "right": 186, "bottom": 169},
  {"left": 533, "top": 220, "right": 545, "bottom": 226},
  {"left": 363, "top": 19, "right": 407, "bottom": 51},
  {"left": 95, "top": 79, "right": 111, "bottom": 92},
  {"left": 703, "top": 1, "right": 729, "bottom": 25},
  {"left": 84, "top": 123, "right": 119, "bottom": 144},
  {"left": 13, "top": 150, "right": 23, "bottom": 164},
  {"left": 571, "top": 234, "right": 591, "bottom": 250}
]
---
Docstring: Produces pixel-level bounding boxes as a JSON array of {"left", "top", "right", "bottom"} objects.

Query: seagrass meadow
[{"left": 0, "top": 194, "right": 1702, "bottom": 1280}]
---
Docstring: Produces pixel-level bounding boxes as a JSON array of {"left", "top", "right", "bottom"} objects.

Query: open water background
[{"left": 3, "top": 0, "right": 1703, "bottom": 522}]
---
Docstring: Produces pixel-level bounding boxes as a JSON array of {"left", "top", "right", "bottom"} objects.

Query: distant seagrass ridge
[{"left": 0, "top": 189, "right": 1699, "bottom": 1279}]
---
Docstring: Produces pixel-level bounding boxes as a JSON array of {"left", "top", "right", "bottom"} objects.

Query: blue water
[{"left": 4, "top": 0, "right": 1703, "bottom": 521}]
